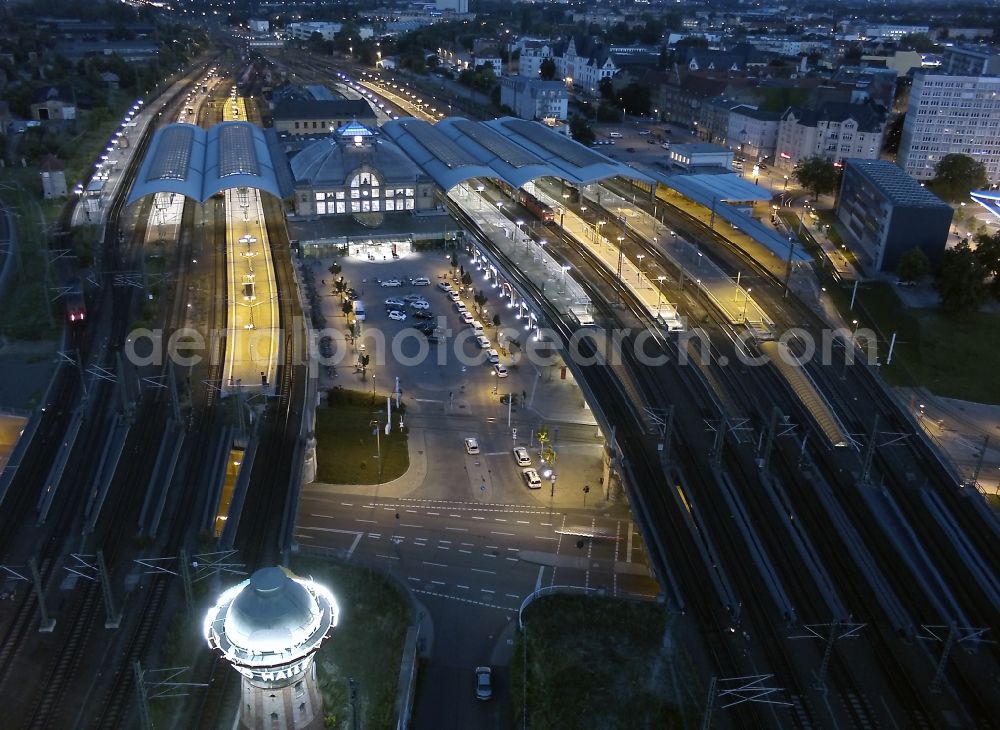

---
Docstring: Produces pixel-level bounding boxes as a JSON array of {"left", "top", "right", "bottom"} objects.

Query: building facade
[
  {"left": 500, "top": 77, "right": 568, "bottom": 122},
  {"left": 940, "top": 46, "right": 1000, "bottom": 76},
  {"left": 727, "top": 105, "right": 780, "bottom": 162},
  {"left": 518, "top": 41, "right": 554, "bottom": 79},
  {"left": 289, "top": 121, "right": 436, "bottom": 224},
  {"left": 669, "top": 143, "right": 734, "bottom": 170},
  {"left": 836, "top": 159, "right": 953, "bottom": 272},
  {"left": 898, "top": 73, "right": 1000, "bottom": 184},
  {"left": 776, "top": 101, "right": 886, "bottom": 171},
  {"left": 553, "top": 36, "right": 618, "bottom": 94},
  {"left": 273, "top": 99, "right": 376, "bottom": 137}
]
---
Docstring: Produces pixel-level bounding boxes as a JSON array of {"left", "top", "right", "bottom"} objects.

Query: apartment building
[
  {"left": 776, "top": 101, "right": 886, "bottom": 171},
  {"left": 499, "top": 77, "right": 568, "bottom": 122}
]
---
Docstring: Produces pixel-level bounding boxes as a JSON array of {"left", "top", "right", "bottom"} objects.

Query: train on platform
[{"left": 494, "top": 180, "right": 556, "bottom": 223}]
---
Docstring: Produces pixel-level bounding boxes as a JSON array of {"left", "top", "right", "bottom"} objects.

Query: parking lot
[{"left": 591, "top": 120, "right": 700, "bottom": 166}]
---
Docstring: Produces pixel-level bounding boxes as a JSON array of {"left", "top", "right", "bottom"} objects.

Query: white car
[
  {"left": 404, "top": 293, "right": 425, "bottom": 302},
  {"left": 486, "top": 349, "right": 500, "bottom": 364},
  {"left": 410, "top": 299, "right": 430, "bottom": 310},
  {"left": 388, "top": 310, "right": 407, "bottom": 321},
  {"left": 522, "top": 468, "right": 542, "bottom": 489},
  {"left": 513, "top": 447, "right": 531, "bottom": 466},
  {"left": 385, "top": 297, "right": 406, "bottom": 307},
  {"left": 437, "top": 282, "right": 453, "bottom": 292},
  {"left": 380, "top": 279, "right": 402, "bottom": 287},
  {"left": 454, "top": 301, "right": 467, "bottom": 313},
  {"left": 464, "top": 437, "right": 480, "bottom": 455},
  {"left": 461, "top": 312, "right": 474, "bottom": 325},
  {"left": 411, "top": 277, "right": 431, "bottom": 286},
  {"left": 494, "top": 363, "right": 508, "bottom": 378},
  {"left": 475, "top": 335, "right": 490, "bottom": 349},
  {"left": 448, "top": 290, "right": 460, "bottom": 302}
]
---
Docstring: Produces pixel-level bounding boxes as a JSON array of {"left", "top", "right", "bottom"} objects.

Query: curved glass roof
[
  {"left": 335, "top": 120, "right": 376, "bottom": 138},
  {"left": 127, "top": 121, "right": 283, "bottom": 206},
  {"left": 381, "top": 116, "right": 653, "bottom": 192}
]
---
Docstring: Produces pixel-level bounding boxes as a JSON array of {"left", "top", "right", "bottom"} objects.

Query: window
[
  {"left": 336, "top": 201, "right": 345, "bottom": 213},
  {"left": 336, "top": 191, "right": 345, "bottom": 200},
  {"left": 386, "top": 199, "right": 395, "bottom": 211}
]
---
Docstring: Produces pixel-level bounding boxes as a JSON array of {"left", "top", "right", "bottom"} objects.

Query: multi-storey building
[
  {"left": 728, "top": 105, "right": 780, "bottom": 162},
  {"left": 776, "top": 101, "right": 886, "bottom": 171},
  {"left": 552, "top": 36, "right": 618, "bottom": 94},
  {"left": 940, "top": 46, "right": 1000, "bottom": 76},
  {"left": 898, "top": 73, "right": 1000, "bottom": 184},
  {"left": 517, "top": 40, "right": 555, "bottom": 78},
  {"left": 499, "top": 77, "right": 568, "bottom": 122},
  {"left": 836, "top": 159, "right": 953, "bottom": 273}
]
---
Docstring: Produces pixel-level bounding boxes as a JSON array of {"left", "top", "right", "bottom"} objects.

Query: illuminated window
[
  {"left": 336, "top": 191, "right": 345, "bottom": 200},
  {"left": 406, "top": 188, "right": 415, "bottom": 197},
  {"left": 405, "top": 199, "right": 414, "bottom": 210},
  {"left": 385, "top": 199, "right": 395, "bottom": 211},
  {"left": 351, "top": 201, "right": 360, "bottom": 212},
  {"left": 372, "top": 200, "right": 380, "bottom": 211},
  {"left": 336, "top": 201, "right": 345, "bottom": 213}
]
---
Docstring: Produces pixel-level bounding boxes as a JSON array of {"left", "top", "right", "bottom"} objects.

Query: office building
[
  {"left": 898, "top": 73, "right": 1000, "bottom": 184},
  {"left": 836, "top": 159, "right": 953, "bottom": 272}
]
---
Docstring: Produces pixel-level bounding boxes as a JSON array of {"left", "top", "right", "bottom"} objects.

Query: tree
[
  {"left": 568, "top": 115, "right": 595, "bottom": 146},
  {"left": 972, "top": 230, "right": 1000, "bottom": 299},
  {"left": 936, "top": 240, "right": 989, "bottom": 314},
  {"left": 342, "top": 300, "right": 353, "bottom": 316},
  {"left": 450, "top": 253, "right": 458, "bottom": 268},
  {"left": 598, "top": 76, "right": 614, "bottom": 101},
  {"left": 328, "top": 261, "right": 342, "bottom": 275},
  {"left": 492, "top": 313, "right": 501, "bottom": 328},
  {"left": 539, "top": 57, "right": 556, "bottom": 80},
  {"left": 930, "top": 154, "right": 987, "bottom": 202},
  {"left": 793, "top": 156, "right": 839, "bottom": 199},
  {"left": 897, "top": 248, "right": 930, "bottom": 282},
  {"left": 461, "top": 271, "right": 473, "bottom": 287}
]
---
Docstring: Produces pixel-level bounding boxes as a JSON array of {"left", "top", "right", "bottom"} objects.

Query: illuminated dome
[{"left": 205, "top": 566, "right": 338, "bottom": 678}]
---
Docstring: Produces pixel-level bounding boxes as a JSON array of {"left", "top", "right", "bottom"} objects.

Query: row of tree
[{"left": 935, "top": 232, "right": 1000, "bottom": 314}]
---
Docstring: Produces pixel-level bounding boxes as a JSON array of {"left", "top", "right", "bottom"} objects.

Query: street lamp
[
  {"left": 741, "top": 287, "right": 752, "bottom": 321},
  {"left": 783, "top": 175, "right": 789, "bottom": 191},
  {"left": 656, "top": 275, "right": 666, "bottom": 310},
  {"left": 636, "top": 254, "right": 645, "bottom": 282}
]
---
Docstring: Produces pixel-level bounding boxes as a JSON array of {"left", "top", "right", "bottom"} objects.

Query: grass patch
[
  {"left": 0, "top": 168, "right": 63, "bottom": 340},
  {"left": 315, "top": 388, "right": 410, "bottom": 484},
  {"left": 290, "top": 557, "right": 411, "bottom": 730},
  {"left": 828, "top": 280, "right": 1000, "bottom": 403},
  {"left": 512, "top": 594, "right": 682, "bottom": 729}
]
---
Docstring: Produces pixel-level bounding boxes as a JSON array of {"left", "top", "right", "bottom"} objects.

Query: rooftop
[
  {"left": 272, "top": 98, "right": 375, "bottom": 121},
  {"left": 845, "top": 159, "right": 953, "bottom": 209}
]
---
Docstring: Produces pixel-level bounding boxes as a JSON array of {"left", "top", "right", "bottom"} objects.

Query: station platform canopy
[
  {"left": 380, "top": 116, "right": 653, "bottom": 192},
  {"left": 647, "top": 169, "right": 812, "bottom": 263},
  {"left": 126, "top": 122, "right": 285, "bottom": 206}
]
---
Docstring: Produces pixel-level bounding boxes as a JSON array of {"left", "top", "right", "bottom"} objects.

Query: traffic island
[
  {"left": 512, "top": 594, "right": 684, "bottom": 729},
  {"left": 315, "top": 388, "right": 409, "bottom": 483}
]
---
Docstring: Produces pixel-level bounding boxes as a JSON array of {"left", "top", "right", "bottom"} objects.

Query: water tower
[{"left": 204, "top": 566, "right": 338, "bottom": 730}]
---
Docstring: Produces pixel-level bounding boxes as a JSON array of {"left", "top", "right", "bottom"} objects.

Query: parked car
[
  {"left": 465, "top": 438, "right": 480, "bottom": 455},
  {"left": 454, "top": 301, "right": 467, "bottom": 313},
  {"left": 438, "top": 281, "right": 453, "bottom": 292},
  {"left": 475, "top": 335, "right": 490, "bottom": 349},
  {"left": 411, "top": 276, "right": 431, "bottom": 286},
  {"left": 412, "top": 310, "right": 434, "bottom": 320},
  {"left": 385, "top": 297, "right": 406, "bottom": 308},
  {"left": 461, "top": 311, "right": 475, "bottom": 325},
  {"left": 345, "top": 288, "right": 360, "bottom": 300},
  {"left": 486, "top": 349, "right": 500, "bottom": 364},
  {"left": 522, "top": 468, "right": 542, "bottom": 489},
  {"left": 494, "top": 363, "right": 508, "bottom": 378},
  {"left": 404, "top": 294, "right": 425, "bottom": 302},
  {"left": 448, "top": 290, "right": 461, "bottom": 302},
  {"left": 380, "top": 279, "right": 402, "bottom": 287},
  {"left": 410, "top": 299, "right": 430, "bottom": 310},
  {"left": 475, "top": 666, "right": 492, "bottom": 700},
  {"left": 513, "top": 446, "right": 531, "bottom": 466},
  {"left": 388, "top": 309, "right": 407, "bottom": 321}
]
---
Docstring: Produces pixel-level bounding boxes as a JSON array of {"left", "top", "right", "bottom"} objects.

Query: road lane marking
[
  {"left": 516, "top": 520, "right": 530, "bottom": 525},
  {"left": 535, "top": 536, "right": 557, "bottom": 541},
  {"left": 431, "top": 580, "right": 446, "bottom": 586},
  {"left": 407, "top": 577, "right": 420, "bottom": 582},
  {"left": 626, "top": 522, "right": 634, "bottom": 563},
  {"left": 422, "top": 561, "right": 448, "bottom": 568},
  {"left": 484, "top": 554, "right": 497, "bottom": 558},
  {"left": 297, "top": 527, "right": 363, "bottom": 559},
  {"left": 426, "top": 511, "right": 440, "bottom": 516},
  {"left": 481, "top": 588, "right": 495, "bottom": 594},
  {"left": 400, "top": 523, "right": 423, "bottom": 528},
  {"left": 471, "top": 516, "right": 485, "bottom": 520},
  {"left": 439, "top": 540, "right": 451, "bottom": 544},
  {"left": 355, "top": 519, "right": 377, "bottom": 524},
  {"left": 486, "top": 545, "right": 498, "bottom": 550},
  {"left": 491, "top": 531, "right": 515, "bottom": 536},
  {"left": 376, "top": 554, "right": 400, "bottom": 560},
  {"left": 458, "top": 549, "right": 472, "bottom": 554},
  {"left": 506, "top": 557, "right": 519, "bottom": 562},
  {"left": 494, "top": 518, "right": 507, "bottom": 522},
  {"left": 412, "top": 589, "right": 513, "bottom": 612},
  {"left": 505, "top": 593, "right": 519, "bottom": 600},
  {"left": 406, "top": 509, "right": 417, "bottom": 513},
  {"left": 534, "top": 566, "right": 545, "bottom": 591},
  {"left": 449, "top": 514, "right": 461, "bottom": 518},
  {"left": 340, "top": 502, "right": 353, "bottom": 507},
  {"left": 445, "top": 526, "right": 468, "bottom": 532},
  {"left": 614, "top": 520, "right": 622, "bottom": 597},
  {"left": 471, "top": 568, "right": 495, "bottom": 575},
  {"left": 551, "top": 515, "right": 567, "bottom": 586},
  {"left": 461, "top": 542, "right": 474, "bottom": 546},
  {"left": 367, "top": 533, "right": 381, "bottom": 539},
  {"left": 457, "top": 585, "right": 470, "bottom": 590},
  {"left": 437, "top": 546, "right": 450, "bottom": 550},
  {"left": 507, "top": 547, "right": 518, "bottom": 552},
  {"left": 541, "top": 522, "right": 552, "bottom": 527}
]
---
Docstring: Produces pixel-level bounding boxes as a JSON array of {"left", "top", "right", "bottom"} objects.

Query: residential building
[
  {"left": 728, "top": 105, "right": 780, "bottom": 162},
  {"left": 776, "top": 101, "right": 886, "bottom": 171},
  {"left": 248, "top": 19, "right": 269, "bottom": 33},
  {"left": 473, "top": 56, "right": 503, "bottom": 76},
  {"left": 518, "top": 41, "right": 555, "bottom": 78},
  {"left": 669, "top": 143, "right": 734, "bottom": 170},
  {"left": 500, "top": 77, "right": 568, "bottom": 122},
  {"left": 836, "top": 159, "right": 953, "bottom": 272},
  {"left": 940, "top": 46, "right": 1000, "bottom": 76},
  {"left": 272, "top": 99, "right": 377, "bottom": 137},
  {"left": 552, "top": 36, "right": 618, "bottom": 94},
  {"left": 898, "top": 73, "right": 1000, "bottom": 185},
  {"left": 659, "top": 69, "right": 732, "bottom": 132},
  {"left": 39, "top": 154, "right": 67, "bottom": 199},
  {"left": 30, "top": 87, "right": 76, "bottom": 121}
]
